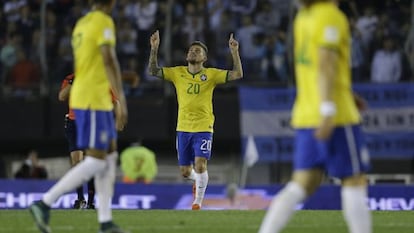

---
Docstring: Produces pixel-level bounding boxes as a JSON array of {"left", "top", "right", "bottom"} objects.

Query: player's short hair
[{"left": 190, "top": 41, "right": 208, "bottom": 55}]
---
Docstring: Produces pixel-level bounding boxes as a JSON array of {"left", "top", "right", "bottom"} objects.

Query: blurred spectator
[
  {"left": 260, "top": 29, "right": 288, "bottom": 83},
  {"left": 350, "top": 17, "right": 367, "bottom": 82},
  {"left": 119, "top": 0, "right": 136, "bottom": 22},
  {"left": 28, "top": 28, "right": 40, "bottom": 61},
  {"left": 269, "top": 0, "right": 291, "bottom": 17},
  {"left": 117, "top": 17, "right": 138, "bottom": 64},
  {"left": 0, "top": 0, "right": 411, "bottom": 93},
  {"left": 404, "top": 2, "right": 414, "bottom": 80},
  {"left": 17, "top": 5, "right": 36, "bottom": 55},
  {"left": 209, "top": 10, "right": 235, "bottom": 68},
  {"left": 122, "top": 60, "right": 142, "bottom": 96},
  {"left": 0, "top": 32, "right": 20, "bottom": 80},
  {"left": 154, "top": 0, "right": 168, "bottom": 34},
  {"left": 3, "top": 0, "right": 27, "bottom": 23},
  {"left": 254, "top": 0, "right": 281, "bottom": 33},
  {"left": 63, "top": 1, "right": 85, "bottom": 28},
  {"left": 182, "top": 2, "right": 205, "bottom": 46},
  {"left": 56, "top": 25, "right": 73, "bottom": 81},
  {"left": 131, "top": 0, "right": 157, "bottom": 73},
  {"left": 5, "top": 49, "right": 40, "bottom": 97},
  {"left": 120, "top": 142, "right": 158, "bottom": 184},
  {"left": 0, "top": 11, "right": 9, "bottom": 45},
  {"left": 236, "top": 15, "right": 263, "bottom": 80},
  {"left": 229, "top": 0, "right": 257, "bottom": 16},
  {"left": 371, "top": 36, "right": 402, "bottom": 83},
  {"left": 356, "top": 6, "right": 378, "bottom": 50},
  {"left": 207, "top": 0, "right": 229, "bottom": 32},
  {"left": 405, "top": 29, "right": 414, "bottom": 80},
  {"left": 14, "top": 150, "right": 48, "bottom": 179},
  {"left": 45, "top": 9, "right": 58, "bottom": 66},
  {"left": 376, "top": 12, "right": 400, "bottom": 39}
]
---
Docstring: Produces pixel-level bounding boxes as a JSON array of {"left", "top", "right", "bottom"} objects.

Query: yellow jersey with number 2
[
  {"left": 162, "top": 66, "right": 228, "bottom": 132},
  {"left": 70, "top": 10, "right": 116, "bottom": 111},
  {"left": 292, "top": 2, "right": 360, "bottom": 128}
]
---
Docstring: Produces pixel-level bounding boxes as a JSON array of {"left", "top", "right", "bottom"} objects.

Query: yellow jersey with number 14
[
  {"left": 70, "top": 11, "right": 116, "bottom": 111},
  {"left": 292, "top": 2, "right": 360, "bottom": 128},
  {"left": 162, "top": 66, "right": 228, "bottom": 132}
]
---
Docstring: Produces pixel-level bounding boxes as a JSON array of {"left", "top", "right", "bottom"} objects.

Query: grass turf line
[{"left": 0, "top": 210, "right": 413, "bottom": 233}]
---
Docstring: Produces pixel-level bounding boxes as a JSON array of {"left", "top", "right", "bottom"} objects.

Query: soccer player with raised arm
[
  {"left": 258, "top": 1, "right": 372, "bottom": 233},
  {"left": 148, "top": 30, "right": 243, "bottom": 210},
  {"left": 29, "top": 1, "right": 128, "bottom": 233}
]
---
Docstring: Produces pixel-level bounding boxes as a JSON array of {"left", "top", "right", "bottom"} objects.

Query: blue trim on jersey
[
  {"left": 73, "top": 109, "right": 116, "bottom": 151},
  {"left": 176, "top": 132, "right": 213, "bottom": 166},
  {"left": 294, "top": 125, "right": 370, "bottom": 179}
]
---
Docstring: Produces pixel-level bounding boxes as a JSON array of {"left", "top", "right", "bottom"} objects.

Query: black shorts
[{"left": 64, "top": 115, "right": 80, "bottom": 152}]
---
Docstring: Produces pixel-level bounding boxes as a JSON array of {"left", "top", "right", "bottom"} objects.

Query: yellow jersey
[
  {"left": 162, "top": 66, "right": 229, "bottom": 132},
  {"left": 70, "top": 10, "right": 116, "bottom": 111},
  {"left": 292, "top": 2, "right": 360, "bottom": 128}
]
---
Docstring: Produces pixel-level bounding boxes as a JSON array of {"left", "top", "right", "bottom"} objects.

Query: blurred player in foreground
[
  {"left": 59, "top": 71, "right": 138, "bottom": 209},
  {"left": 29, "top": 0, "right": 129, "bottom": 233},
  {"left": 258, "top": 1, "right": 372, "bottom": 233},
  {"left": 59, "top": 74, "right": 95, "bottom": 209},
  {"left": 148, "top": 30, "right": 243, "bottom": 210}
]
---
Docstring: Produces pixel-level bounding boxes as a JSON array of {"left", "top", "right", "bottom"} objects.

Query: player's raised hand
[
  {"left": 228, "top": 33, "right": 239, "bottom": 53},
  {"left": 150, "top": 30, "right": 160, "bottom": 50}
]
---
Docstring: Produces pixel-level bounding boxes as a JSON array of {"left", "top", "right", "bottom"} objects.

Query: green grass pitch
[{"left": 0, "top": 210, "right": 413, "bottom": 233}]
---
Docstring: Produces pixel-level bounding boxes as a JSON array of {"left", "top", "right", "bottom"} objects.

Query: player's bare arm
[
  {"left": 113, "top": 99, "right": 124, "bottom": 131},
  {"left": 227, "top": 33, "right": 243, "bottom": 81},
  {"left": 315, "top": 47, "right": 338, "bottom": 140},
  {"left": 148, "top": 30, "right": 163, "bottom": 78},
  {"left": 353, "top": 92, "right": 368, "bottom": 112},
  {"left": 101, "top": 44, "right": 128, "bottom": 128},
  {"left": 58, "top": 84, "right": 71, "bottom": 101}
]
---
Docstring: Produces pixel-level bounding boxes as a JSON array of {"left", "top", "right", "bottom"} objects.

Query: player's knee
[
  {"left": 180, "top": 167, "right": 192, "bottom": 178},
  {"left": 342, "top": 174, "right": 367, "bottom": 186},
  {"left": 193, "top": 164, "right": 206, "bottom": 173},
  {"left": 70, "top": 151, "right": 83, "bottom": 165},
  {"left": 292, "top": 169, "right": 323, "bottom": 196},
  {"left": 194, "top": 158, "right": 207, "bottom": 173}
]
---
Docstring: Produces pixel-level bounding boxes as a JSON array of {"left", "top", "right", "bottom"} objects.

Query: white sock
[
  {"left": 193, "top": 171, "right": 208, "bottom": 206},
  {"left": 258, "top": 182, "right": 306, "bottom": 233},
  {"left": 95, "top": 152, "right": 118, "bottom": 223},
  {"left": 43, "top": 156, "right": 106, "bottom": 206},
  {"left": 342, "top": 186, "right": 372, "bottom": 233},
  {"left": 187, "top": 169, "right": 196, "bottom": 181}
]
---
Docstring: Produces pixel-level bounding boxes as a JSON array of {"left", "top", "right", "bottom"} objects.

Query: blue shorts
[
  {"left": 64, "top": 115, "right": 80, "bottom": 152},
  {"left": 294, "top": 125, "right": 370, "bottom": 179},
  {"left": 176, "top": 132, "right": 213, "bottom": 166},
  {"left": 73, "top": 109, "right": 116, "bottom": 151}
]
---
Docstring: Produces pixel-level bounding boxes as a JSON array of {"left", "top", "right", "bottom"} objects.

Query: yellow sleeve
[
  {"left": 212, "top": 68, "right": 228, "bottom": 85},
  {"left": 314, "top": 12, "right": 343, "bottom": 50},
  {"left": 161, "top": 67, "right": 175, "bottom": 82},
  {"left": 96, "top": 16, "right": 116, "bottom": 47}
]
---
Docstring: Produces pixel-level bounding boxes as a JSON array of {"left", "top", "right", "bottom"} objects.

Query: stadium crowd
[{"left": 0, "top": 0, "right": 413, "bottom": 98}]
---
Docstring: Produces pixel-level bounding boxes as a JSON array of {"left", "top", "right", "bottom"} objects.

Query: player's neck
[{"left": 187, "top": 63, "right": 204, "bottom": 74}]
